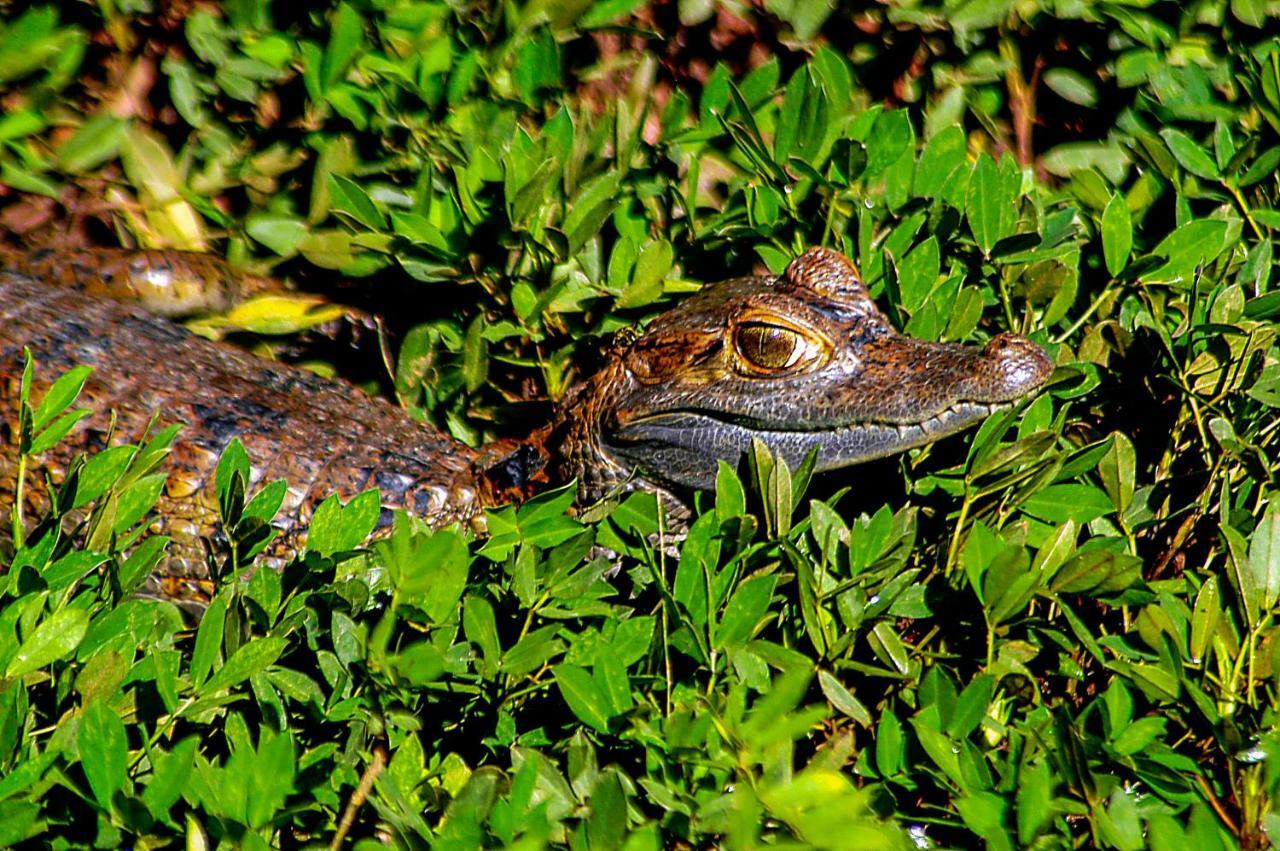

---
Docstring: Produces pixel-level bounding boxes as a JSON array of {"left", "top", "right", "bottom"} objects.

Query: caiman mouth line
[
  {"left": 625, "top": 399, "right": 1005, "bottom": 435},
  {"left": 609, "top": 399, "right": 1017, "bottom": 491}
]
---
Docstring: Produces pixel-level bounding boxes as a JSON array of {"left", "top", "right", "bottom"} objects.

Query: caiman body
[
  {"left": 0, "top": 246, "right": 1052, "bottom": 596},
  {"left": 0, "top": 270, "right": 484, "bottom": 595}
]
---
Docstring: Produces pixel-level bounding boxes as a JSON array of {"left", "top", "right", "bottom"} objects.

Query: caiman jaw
[{"left": 579, "top": 246, "right": 1053, "bottom": 494}]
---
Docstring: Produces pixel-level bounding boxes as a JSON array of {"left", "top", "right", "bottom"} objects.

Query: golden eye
[{"left": 734, "top": 322, "right": 810, "bottom": 371}]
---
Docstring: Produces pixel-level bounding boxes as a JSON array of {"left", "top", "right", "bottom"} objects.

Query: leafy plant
[{"left": 2, "top": 0, "right": 1280, "bottom": 848}]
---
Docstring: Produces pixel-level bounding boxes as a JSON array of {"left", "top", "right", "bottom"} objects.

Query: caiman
[{"left": 0, "top": 245, "right": 1052, "bottom": 598}]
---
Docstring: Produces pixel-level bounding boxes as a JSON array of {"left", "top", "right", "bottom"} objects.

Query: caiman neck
[
  {"left": 470, "top": 356, "right": 664, "bottom": 510},
  {"left": 554, "top": 353, "right": 658, "bottom": 503}
]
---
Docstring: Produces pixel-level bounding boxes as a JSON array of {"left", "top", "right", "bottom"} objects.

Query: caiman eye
[{"left": 733, "top": 322, "right": 816, "bottom": 372}]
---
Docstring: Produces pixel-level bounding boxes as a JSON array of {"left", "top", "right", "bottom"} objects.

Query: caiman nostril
[{"left": 981, "top": 333, "right": 1053, "bottom": 397}]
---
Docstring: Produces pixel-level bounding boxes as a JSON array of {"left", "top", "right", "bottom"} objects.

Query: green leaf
[
  {"left": 1022, "top": 484, "right": 1114, "bottom": 524},
  {"left": 512, "top": 26, "right": 560, "bottom": 103},
  {"left": 715, "top": 461, "right": 747, "bottom": 521},
  {"left": 898, "top": 236, "right": 940, "bottom": 312},
  {"left": 673, "top": 512, "right": 718, "bottom": 627},
  {"left": 966, "top": 153, "right": 1019, "bottom": 255},
  {"left": 72, "top": 445, "right": 137, "bottom": 509},
  {"left": 384, "top": 527, "right": 470, "bottom": 620},
  {"left": 1249, "top": 497, "right": 1280, "bottom": 613},
  {"left": 948, "top": 675, "right": 995, "bottom": 739},
  {"left": 329, "top": 175, "right": 387, "bottom": 230},
  {"left": 112, "top": 473, "right": 167, "bottom": 533},
  {"left": 868, "top": 621, "right": 910, "bottom": 674},
  {"left": 1232, "top": 0, "right": 1268, "bottom": 25},
  {"left": 190, "top": 594, "right": 229, "bottom": 687},
  {"left": 715, "top": 574, "right": 777, "bottom": 650},
  {"left": 501, "top": 626, "right": 563, "bottom": 679},
  {"left": 914, "top": 125, "right": 969, "bottom": 200},
  {"left": 321, "top": 3, "right": 364, "bottom": 88},
  {"left": 553, "top": 664, "right": 613, "bottom": 733},
  {"left": 480, "top": 483, "right": 580, "bottom": 561},
  {"left": 1160, "top": 128, "right": 1221, "bottom": 179},
  {"left": 1101, "top": 192, "right": 1133, "bottom": 278},
  {"left": 32, "top": 365, "right": 91, "bottom": 432},
  {"left": 79, "top": 700, "right": 128, "bottom": 812},
  {"left": 307, "top": 489, "right": 381, "bottom": 557},
  {"left": 28, "top": 409, "right": 90, "bottom": 455},
  {"left": 863, "top": 109, "right": 913, "bottom": 177},
  {"left": 1052, "top": 548, "right": 1143, "bottom": 596},
  {"left": 243, "top": 479, "right": 288, "bottom": 524},
  {"left": 215, "top": 438, "right": 250, "bottom": 524},
  {"left": 1044, "top": 68, "right": 1098, "bottom": 106},
  {"left": 563, "top": 171, "right": 622, "bottom": 252},
  {"left": 247, "top": 215, "right": 308, "bottom": 255},
  {"left": 118, "top": 536, "right": 169, "bottom": 594},
  {"left": 580, "top": 0, "right": 647, "bottom": 27},
  {"left": 818, "top": 670, "right": 872, "bottom": 726},
  {"left": 1240, "top": 145, "right": 1280, "bottom": 186},
  {"left": 1042, "top": 142, "right": 1129, "bottom": 182},
  {"left": 875, "top": 708, "right": 905, "bottom": 777},
  {"left": 585, "top": 769, "right": 628, "bottom": 849},
  {"left": 618, "top": 239, "right": 674, "bottom": 309},
  {"left": 42, "top": 551, "right": 107, "bottom": 593},
  {"left": 141, "top": 737, "right": 199, "bottom": 823},
  {"left": 56, "top": 116, "right": 127, "bottom": 173},
  {"left": 463, "top": 596, "right": 501, "bottom": 676},
  {"left": 1098, "top": 432, "right": 1136, "bottom": 515},
  {"left": 751, "top": 437, "right": 794, "bottom": 537},
  {"left": 593, "top": 653, "right": 633, "bottom": 716},
  {"left": 956, "top": 792, "right": 1010, "bottom": 845},
  {"left": 774, "top": 66, "right": 812, "bottom": 163},
  {"left": 1189, "top": 577, "right": 1221, "bottom": 664},
  {"left": 391, "top": 642, "right": 446, "bottom": 686},
  {"left": 6, "top": 607, "right": 89, "bottom": 678},
  {"left": 199, "top": 636, "right": 286, "bottom": 694},
  {"left": 462, "top": 314, "right": 488, "bottom": 394},
  {"left": 611, "top": 617, "right": 655, "bottom": 666},
  {"left": 1111, "top": 716, "right": 1167, "bottom": 756},
  {"left": 912, "top": 717, "right": 964, "bottom": 788},
  {"left": 1016, "top": 759, "right": 1055, "bottom": 844},
  {"left": 1148, "top": 219, "right": 1231, "bottom": 285}
]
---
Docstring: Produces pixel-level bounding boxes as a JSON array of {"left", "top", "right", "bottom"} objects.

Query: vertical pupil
[
  {"left": 740, "top": 324, "right": 797, "bottom": 368},
  {"left": 762, "top": 328, "right": 790, "bottom": 363}
]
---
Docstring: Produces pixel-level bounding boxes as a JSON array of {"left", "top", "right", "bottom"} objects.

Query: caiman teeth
[{"left": 829, "top": 400, "right": 1003, "bottom": 435}]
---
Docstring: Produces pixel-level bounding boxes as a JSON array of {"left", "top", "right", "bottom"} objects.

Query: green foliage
[{"left": 3, "top": 0, "right": 1280, "bottom": 847}]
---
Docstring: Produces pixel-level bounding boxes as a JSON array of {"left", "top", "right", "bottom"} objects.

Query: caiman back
[{"left": 0, "top": 272, "right": 483, "bottom": 595}]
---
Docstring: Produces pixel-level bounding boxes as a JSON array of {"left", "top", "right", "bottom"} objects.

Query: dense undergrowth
[{"left": 2, "top": 0, "right": 1280, "bottom": 847}]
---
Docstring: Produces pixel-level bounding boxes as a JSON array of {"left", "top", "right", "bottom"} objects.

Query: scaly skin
[{"left": 0, "top": 246, "right": 1052, "bottom": 600}]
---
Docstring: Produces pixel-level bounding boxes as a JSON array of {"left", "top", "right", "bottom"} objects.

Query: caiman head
[{"left": 560, "top": 246, "right": 1053, "bottom": 500}]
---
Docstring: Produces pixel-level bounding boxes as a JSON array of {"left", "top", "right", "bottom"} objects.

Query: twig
[
  {"left": 1005, "top": 45, "right": 1045, "bottom": 168},
  {"left": 330, "top": 746, "right": 388, "bottom": 850},
  {"left": 1196, "top": 774, "right": 1240, "bottom": 836}
]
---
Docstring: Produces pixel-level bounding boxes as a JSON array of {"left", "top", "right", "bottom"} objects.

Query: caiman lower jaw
[{"left": 607, "top": 400, "right": 1007, "bottom": 491}]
